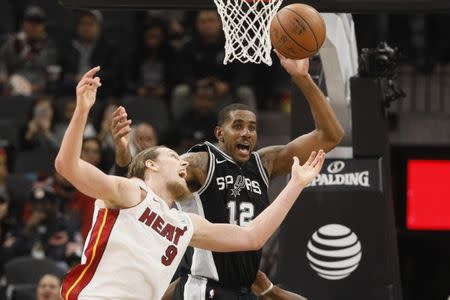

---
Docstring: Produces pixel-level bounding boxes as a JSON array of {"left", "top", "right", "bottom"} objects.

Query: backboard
[{"left": 59, "top": 0, "right": 450, "bottom": 12}]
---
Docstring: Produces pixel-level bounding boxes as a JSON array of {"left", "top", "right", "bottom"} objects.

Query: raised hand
[
  {"left": 291, "top": 150, "right": 325, "bottom": 188},
  {"left": 76, "top": 66, "right": 101, "bottom": 112},
  {"left": 111, "top": 106, "right": 132, "bottom": 149},
  {"left": 274, "top": 50, "right": 310, "bottom": 78}
]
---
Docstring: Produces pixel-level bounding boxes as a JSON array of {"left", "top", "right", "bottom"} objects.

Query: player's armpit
[{"left": 257, "top": 145, "right": 284, "bottom": 180}]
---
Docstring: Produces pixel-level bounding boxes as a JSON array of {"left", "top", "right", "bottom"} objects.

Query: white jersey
[{"left": 61, "top": 186, "right": 194, "bottom": 300}]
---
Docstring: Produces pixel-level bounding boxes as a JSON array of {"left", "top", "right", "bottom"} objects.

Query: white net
[{"left": 214, "top": 0, "right": 283, "bottom": 65}]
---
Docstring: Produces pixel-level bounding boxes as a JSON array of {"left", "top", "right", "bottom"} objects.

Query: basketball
[{"left": 270, "top": 3, "right": 326, "bottom": 60}]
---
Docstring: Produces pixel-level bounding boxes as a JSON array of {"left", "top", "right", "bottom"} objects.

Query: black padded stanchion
[{"left": 279, "top": 77, "right": 402, "bottom": 300}]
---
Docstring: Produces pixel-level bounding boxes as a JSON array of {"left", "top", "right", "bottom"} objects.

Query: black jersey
[{"left": 177, "top": 141, "right": 270, "bottom": 289}]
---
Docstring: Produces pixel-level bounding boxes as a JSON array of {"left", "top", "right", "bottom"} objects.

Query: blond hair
[{"left": 127, "top": 146, "right": 164, "bottom": 179}]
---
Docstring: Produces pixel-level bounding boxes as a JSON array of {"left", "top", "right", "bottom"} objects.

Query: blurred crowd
[
  {"left": 1, "top": 1, "right": 448, "bottom": 299},
  {"left": 0, "top": 3, "right": 294, "bottom": 298}
]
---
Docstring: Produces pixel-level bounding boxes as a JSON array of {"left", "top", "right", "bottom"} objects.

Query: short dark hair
[
  {"left": 127, "top": 146, "right": 165, "bottom": 179},
  {"left": 217, "top": 103, "right": 256, "bottom": 126}
]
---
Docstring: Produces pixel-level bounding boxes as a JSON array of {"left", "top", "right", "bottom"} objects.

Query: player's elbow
[
  {"left": 325, "top": 126, "right": 345, "bottom": 148},
  {"left": 54, "top": 156, "right": 65, "bottom": 175},
  {"left": 318, "top": 127, "right": 345, "bottom": 152},
  {"left": 245, "top": 230, "right": 265, "bottom": 251},
  {"left": 333, "top": 125, "right": 345, "bottom": 145},
  {"left": 54, "top": 155, "right": 76, "bottom": 179}
]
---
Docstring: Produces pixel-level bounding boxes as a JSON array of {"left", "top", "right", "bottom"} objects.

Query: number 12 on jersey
[{"left": 227, "top": 201, "right": 255, "bottom": 226}]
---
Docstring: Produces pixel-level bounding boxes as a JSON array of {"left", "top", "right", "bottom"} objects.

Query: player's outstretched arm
[
  {"left": 251, "top": 271, "right": 307, "bottom": 300},
  {"left": 55, "top": 67, "right": 139, "bottom": 207},
  {"left": 188, "top": 151, "right": 325, "bottom": 252},
  {"left": 259, "top": 51, "right": 344, "bottom": 179}
]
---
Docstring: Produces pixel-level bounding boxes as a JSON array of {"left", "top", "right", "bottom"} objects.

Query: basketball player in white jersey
[{"left": 55, "top": 66, "right": 325, "bottom": 300}]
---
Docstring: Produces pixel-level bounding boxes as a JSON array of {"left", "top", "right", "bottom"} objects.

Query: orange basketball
[{"left": 270, "top": 3, "right": 326, "bottom": 59}]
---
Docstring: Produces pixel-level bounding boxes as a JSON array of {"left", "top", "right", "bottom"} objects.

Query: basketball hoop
[{"left": 214, "top": 0, "right": 283, "bottom": 65}]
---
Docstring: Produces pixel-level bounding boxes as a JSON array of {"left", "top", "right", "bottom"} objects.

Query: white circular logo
[
  {"left": 327, "top": 161, "right": 345, "bottom": 174},
  {"left": 306, "top": 224, "right": 362, "bottom": 280}
]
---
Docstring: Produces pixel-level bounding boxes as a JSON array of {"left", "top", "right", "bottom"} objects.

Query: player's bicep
[
  {"left": 70, "top": 160, "right": 139, "bottom": 206},
  {"left": 182, "top": 152, "right": 209, "bottom": 189},
  {"left": 188, "top": 213, "right": 258, "bottom": 252},
  {"left": 259, "top": 131, "right": 328, "bottom": 178}
]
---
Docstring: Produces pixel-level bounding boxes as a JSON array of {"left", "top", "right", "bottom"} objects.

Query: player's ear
[
  {"left": 215, "top": 126, "right": 224, "bottom": 143},
  {"left": 145, "top": 159, "right": 159, "bottom": 171}
]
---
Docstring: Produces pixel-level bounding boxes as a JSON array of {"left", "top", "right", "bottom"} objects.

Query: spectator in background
[
  {"left": 166, "top": 80, "right": 217, "bottom": 152},
  {"left": 19, "top": 96, "right": 58, "bottom": 151},
  {"left": 22, "top": 173, "right": 77, "bottom": 269},
  {"left": 125, "top": 18, "right": 176, "bottom": 103},
  {"left": 36, "top": 273, "right": 61, "bottom": 300},
  {"left": 0, "top": 5, "right": 59, "bottom": 96},
  {"left": 172, "top": 10, "right": 256, "bottom": 118},
  {"left": 142, "top": 10, "right": 188, "bottom": 50},
  {"left": 0, "top": 194, "right": 27, "bottom": 277},
  {"left": 0, "top": 149, "right": 10, "bottom": 202},
  {"left": 130, "top": 123, "right": 159, "bottom": 157},
  {"left": 112, "top": 119, "right": 159, "bottom": 176},
  {"left": 54, "top": 97, "right": 97, "bottom": 146},
  {"left": 61, "top": 10, "right": 122, "bottom": 97}
]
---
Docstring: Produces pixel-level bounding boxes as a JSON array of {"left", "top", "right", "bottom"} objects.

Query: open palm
[
  {"left": 291, "top": 150, "right": 325, "bottom": 187},
  {"left": 76, "top": 66, "right": 102, "bottom": 112},
  {"left": 274, "top": 50, "right": 310, "bottom": 77}
]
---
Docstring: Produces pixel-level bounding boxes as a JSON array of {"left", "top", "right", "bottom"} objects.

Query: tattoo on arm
[
  {"left": 183, "top": 152, "right": 209, "bottom": 192},
  {"left": 258, "top": 146, "right": 284, "bottom": 180}
]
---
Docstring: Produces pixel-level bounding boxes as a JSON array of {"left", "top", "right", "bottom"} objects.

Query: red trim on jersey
[{"left": 61, "top": 208, "right": 119, "bottom": 300}]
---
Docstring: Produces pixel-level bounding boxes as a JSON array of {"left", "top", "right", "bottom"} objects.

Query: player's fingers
[
  {"left": 112, "top": 119, "right": 131, "bottom": 136},
  {"left": 93, "top": 76, "right": 102, "bottom": 87},
  {"left": 81, "top": 66, "right": 100, "bottom": 80},
  {"left": 78, "top": 78, "right": 99, "bottom": 89},
  {"left": 310, "top": 150, "right": 323, "bottom": 167},
  {"left": 304, "top": 151, "right": 316, "bottom": 166},
  {"left": 273, "top": 49, "right": 285, "bottom": 61},
  {"left": 112, "top": 106, "right": 124, "bottom": 118},
  {"left": 117, "top": 126, "right": 132, "bottom": 139},
  {"left": 84, "top": 78, "right": 100, "bottom": 87},
  {"left": 111, "top": 111, "right": 128, "bottom": 128},
  {"left": 312, "top": 150, "right": 325, "bottom": 168},
  {"left": 292, "top": 156, "right": 299, "bottom": 166}
]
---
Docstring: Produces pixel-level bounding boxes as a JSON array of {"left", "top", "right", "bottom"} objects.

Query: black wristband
[{"left": 113, "top": 162, "right": 129, "bottom": 177}]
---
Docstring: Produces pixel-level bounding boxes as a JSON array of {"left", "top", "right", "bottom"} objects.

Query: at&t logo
[{"left": 306, "top": 224, "right": 362, "bottom": 280}]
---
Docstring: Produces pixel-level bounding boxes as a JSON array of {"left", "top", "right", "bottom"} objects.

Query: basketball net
[{"left": 214, "top": 0, "right": 283, "bottom": 65}]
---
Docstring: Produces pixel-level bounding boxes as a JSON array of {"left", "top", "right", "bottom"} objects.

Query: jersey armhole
[
  {"left": 253, "top": 152, "right": 269, "bottom": 187},
  {"left": 196, "top": 151, "right": 216, "bottom": 195}
]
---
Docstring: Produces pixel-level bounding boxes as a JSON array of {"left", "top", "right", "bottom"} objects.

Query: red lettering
[
  {"left": 161, "top": 245, "right": 178, "bottom": 266},
  {"left": 151, "top": 216, "right": 165, "bottom": 233},
  {"left": 160, "top": 223, "right": 175, "bottom": 242},
  {"left": 173, "top": 226, "right": 187, "bottom": 245},
  {"left": 138, "top": 208, "right": 157, "bottom": 226}
]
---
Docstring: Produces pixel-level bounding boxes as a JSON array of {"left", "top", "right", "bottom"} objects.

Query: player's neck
[{"left": 146, "top": 177, "right": 175, "bottom": 206}]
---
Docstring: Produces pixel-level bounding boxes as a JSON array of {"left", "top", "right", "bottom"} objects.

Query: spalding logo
[
  {"left": 327, "top": 161, "right": 345, "bottom": 174},
  {"left": 306, "top": 224, "right": 362, "bottom": 280}
]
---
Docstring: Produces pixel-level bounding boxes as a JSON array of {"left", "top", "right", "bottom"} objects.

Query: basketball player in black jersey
[{"left": 111, "top": 53, "right": 344, "bottom": 299}]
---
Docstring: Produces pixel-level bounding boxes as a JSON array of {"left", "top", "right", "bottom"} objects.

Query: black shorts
[{"left": 173, "top": 274, "right": 259, "bottom": 300}]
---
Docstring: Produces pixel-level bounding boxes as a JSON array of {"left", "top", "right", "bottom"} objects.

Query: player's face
[
  {"left": 217, "top": 110, "right": 257, "bottom": 163},
  {"left": 156, "top": 148, "right": 190, "bottom": 200}
]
